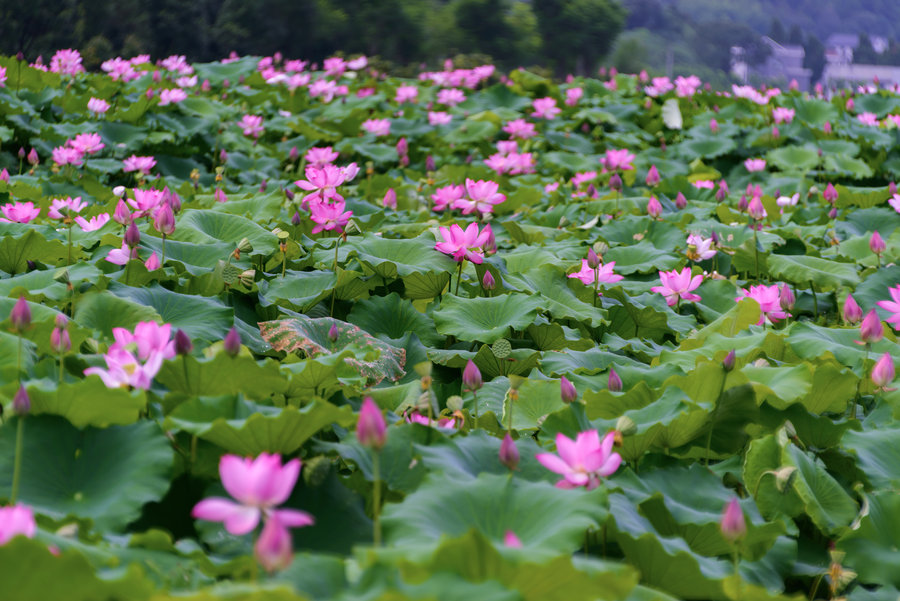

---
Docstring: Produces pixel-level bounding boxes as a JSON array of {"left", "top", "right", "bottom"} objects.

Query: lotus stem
[
  {"left": 10, "top": 417, "right": 24, "bottom": 504},
  {"left": 372, "top": 451, "right": 382, "bottom": 547},
  {"left": 455, "top": 261, "right": 463, "bottom": 296},
  {"left": 809, "top": 281, "right": 817, "bottom": 319}
]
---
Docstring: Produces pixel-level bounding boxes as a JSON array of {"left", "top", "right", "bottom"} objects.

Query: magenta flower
[
  {"left": 295, "top": 164, "right": 348, "bottom": 207},
  {"left": 153, "top": 202, "right": 176, "bottom": 235},
  {"left": 720, "top": 498, "right": 746, "bottom": 542},
  {"left": 567, "top": 259, "right": 623, "bottom": 287},
  {"left": 69, "top": 133, "right": 105, "bottom": 155},
  {"left": 503, "top": 119, "right": 537, "bottom": 139},
  {"left": 159, "top": 88, "right": 188, "bottom": 106},
  {"left": 49, "top": 49, "right": 85, "bottom": 75},
  {"left": 1, "top": 201, "right": 40, "bottom": 224},
  {"left": 674, "top": 75, "right": 701, "bottom": 97},
  {"left": 305, "top": 146, "right": 339, "bottom": 166},
  {"left": 889, "top": 193, "right": 900, "bottom": 214},
  {"left": 744, "top": 158, "right": 766, "bottom": 172},
  {"left": 651, "top": 268, "right": 703, "bottom": 307},
  {"left": 106, "top": 242, "right": 138, "bottom": 265},
  {"left": 123, "top": 155, "right": 157, "bottom": 175},
  {"left": 565, "top": 87, "right": 583, "bottom": 106},
  {"left": 434, "top": 222, "right": 492, "bottom": 264},
  {"left": 309, "top": 200, "right": 352, "bottom": 234},
  {"left": 536, "top": 430, "right": 622, "bottom": 490},
  {"left": 0, "top": 66, "right": 5, "bottom": 88},
  {"left": 128, "top": 188, "right": 165, "bottom": 218},
  {"left": 49, "top": 196, "right": 88, "bottom": 219},
  {"left": 52, "top": 145, "right": 84, "bottom": 167},
  {"left": 858, "top": 112, "right": 879, "bottom": 126},
  {"left": 0, "top": 505, "right": 36, "bottom": 545},
  {"left": 843, "top": 295, "right": 863, "bottom": 324},
  {"left": 602, "top": 148, "right": 635, "bottom": 171},
  {"left": 192, "top": 453, "right": 313, "bottom": 536},
  {"left": 647, "top": 196, "right": 663, "bottom": 219},
  {"left": 144, "top": 252, "right": 161, "bottom": 271},
  {"left": 357, "top": 397, "right": 387, "bottom": 450},
  {"left": 872, "top": 353, "right": 897, "bottom": 391},
  {"left": 394, "top": 85, "right": 419, "bottom": 104},
  {"left": 452, "top": 179, "right": 506, "bottom": 216},
  {"left": 504, "top": 530, "right": 523, "bottom": 548},
  {"left": 75, "top": 213, "right": 111, "bottom": 232},
  {"left": 532, "top": 97, "right": 561, "bottom": 119},
  {"left": 876, "top": 285, "right": 900, "bottom": 329},
  {"left": 362, "top": 118, "right": 391, "bottom": 137},
  {"left": 431, "top": 184, "right": 465, "bottom": 212},
  {"left": 736, "top": 285, "right": 790, "bottom": 325},
  {"left": 772, "top": 107, "right": 795, "bottom": 124},
  {"left": 437, "top": 88, "right": 466, "bottom": 106},
  {"left": 239, "top": 115, "right": 264, "bottom": 139},
  {"left": 323, "top": 57, "right": 347, "bottom": 76}
]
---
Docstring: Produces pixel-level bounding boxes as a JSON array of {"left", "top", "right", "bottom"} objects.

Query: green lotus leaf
[
  {"left": 109, "top": 283, "right": 233, "bottom": 343},
  {"left": 838, "top": 491, "right": 900, "bottom": 586},
  {"left": 433, "top": 293, "right": 542, "bottom": 344},
  {"left": 766, "top": 254, "right": 859, "bottom": 291},
  {"left": 678, "top": 136, "right": 737, "bottom": 160},
  {"left": 0, "top": 229, "right": 70, "bottom": 274},
  {"left": 26, "top": 377, "right": 146, "bottom": 428},
  {"left": 347, "top": 292, "right": 441, "bottom": 345},
  {"left": 765, "top": 145, "right": 820, "bottom": 172},
  {"left": 155, "top": 354, "right": 289, "bottom": 400},
  {"left": 75, "top": 290, "right": 163, "bottom": 339},
  {"left": 172, "top": 209, "right": 277, "bottom": 254},
  {"left": 782, "top": 444, "right": 857, "bottom": 536}
]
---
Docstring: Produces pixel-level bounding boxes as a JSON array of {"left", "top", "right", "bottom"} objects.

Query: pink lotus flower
[
  {"left": 192, "top": 453, "right": 313, "bottom": 536},
  {"left": 347, "top": 56, "right": 367, "bottom": 70},
  {"left": 453, "top": 179, "right": 506, "bottom": 216},
  {"left": 602, "top": 148, "right": 635, "bottom": 171},
  {"left": 159, "top": 88, "right": 188, "bottom": 106},
  {"left": 394, "top": 85, "right": 419, "bottom": 104},
  {"left": 295, "top": 164, "right": 349, "bottom": 207},
  {"left": 106, "top": 242, "right": 139, "bottom": 265},
  {"left": 144, "top": 252, "right": 161, "bottom": 271},
  {"left": 748, "top": 195, "right": 767, "bottom": 221},
  {"left": 568, "top": 259, "right": 623, "bottom": 287},
  {"left": 720, "top": 498, "right": 746, "bottom": 542},
  {"left": 239, "top": 115, "right": 264, "bottom": 138},
  {"left": 123, "top": 155, "right": 156, "bottom": 175},
  {"left": 437, "top": 88, "right": 466, "bottom": 106},
  {"left": 49, "top": 196, "right": 87, "bottom": 219},
  {"left": 305, "top": 146, "right": 339, "bottom": 166},
  {"left": 859, "top": 309, "right": 885, "bottom": 344},
  {"left": 49, "top": 49, "right": 85, "bottom": 75},
  {"left": 100, "top": 57, "right": 138, "bottom": 82},
  {"left": 323, "top": 57, "right": 347, "bottom": 77},
  {"left": 69, "top": 133, "right": 105, "bottom": 155},
  {"left": 877, "top": 285, "right": 900, "bottom": 329},
  {"left": 52, "top": 146, "right": 83, "bottom": 167},
  {"left": 504, "top": 530, "right": 523, "bottom": 548},
  {"left": 75, "top": 213, "right": 111, "bottom": 232},
  {"left": 428, "top": 111, "right": 453, "bottom": 126},
  {"left": 128, "top": 188, "right": 165, "bottom": 218},
  {"left": 84, "top": 344, "right": 164, "bottom": 389},
  {"left": 362, "top": 119, "right": 391, "bottom": 137},
  {"left": 434, "top": 222, "right": 492, "bottom": 264},
  {"left": 647, "top": 196, "right": 663, "bottom": 218},
  {"left": 0, "top": 66, "right": 5, "bottom": 88},
  {"left": 693, "top": 179, "right": 715, "bottom": 190},
  {"left": 153, "top": 202, "right": 176, "bottom": 235},
  {"left": 889, "top": 193, "right": 900, "bottom": 214},
  {"left": 674, "top": 75, "right": 701, "bottom": 97},
  {"left": 536, "top": 430, "right": 622, "bottom": 490},
  {"left": 532, "top": 97, "right": 560, "bottom": 119},
  {"left": 686, "top": 233, "right": 716, "bottom": 261},
  {"left": 858, "top": 112, "right": 879, "bottom": 126},
  {"left": 772, "top": 107, "right": 795, "bottom": 124},
  {"left": 744, "top": 158, "right": 766, "bottom": 172},
  {"left": 431, "top": 184, "right": 465, "bottom": 212},
  {"left": 872, "top": 352, "right": 896, "bottom": 391},
  {"left": 405, "top": 412, "right": 459, "bottom": 430},
  {"left": 1, "top": 201, "right": 41, "bottom": 224},
  {"left": 503, "top": 119, "right": 537, "bottom": 139},
  {"left": 843, "top": 295, "right": 863, "bottom": 324},
  {"left": 0, "top": 505, "right": 36, "bottom": 544},
  {"left": 565, "top": 87, "right": 583, "bottom": 106},
  {"left": 309, "top": 199, "right": 352, "bottom": 234},
  {"left": 736, "top": 285, "right": 790, "bottom": 325},
  {"left": 112, "top": 321, "right": 176, "bottom": 361},
  {"left": 651, "top": 267, "right": 703, "bottom": 306},
  {"left": 357, "top": 397, "right": 387, "bottom": 450}
]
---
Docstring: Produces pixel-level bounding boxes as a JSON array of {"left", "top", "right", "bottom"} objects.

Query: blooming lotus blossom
[
  {"left": 431, "top": 184, "right": 465, "bottom": 212},
  {"left": 394, "top": 85, "right": 418, "bottom": 103},
  {"left": 308, "top": 78, "right": 340, "bottom": 102},
  {"left": 565, "top": 87, "right": 583, "bottom": 106},
  {"left": 87, "top": 97, "right": 110, "bottom": 114},
  {"left": 160, "top": 54, "right": 193, "bottom": 75},
  {"left": 123, "top": 155, "right": 157, "bottom": 175},
  {"left": 428, "top": 111, "right": 452, "bottom": 126},
  {"left": 453, "top": 179, "right": 506, "bottom": 216},
  {"left": 877, "top": 285, "right": 900, "bottom": 329},
  {"left": 602, "top": 148, "right": 635, "bottom": 171},
  {"left": 686, "top": 233, "right": 716, "bottom": 261},
  {"left": 49, "top": 49, "right": 85, "bottom": 75},
  {"left": 304, "top": 146, "right": 339, "bottom": 166},
  {"left": 192, "top": 453, "right": 314, "bottom": 537},
  {"left": 75, "top": 213, "right": 111, "bottom": 232},
  {"left": 239, "top": 115, "right": 264, "bottom": 138},
  {"left": 693, "top": 179, "right": 715, "bottom": 190},
  {"left": 437, "top": 88, "right": 466, "bottom": 106},
  {"left": 0, "top": 66, "right": 5, "bottom": 87},
  {"left": 405, "top": 412, "right": 459, "bottom": 430},
  {"left": 503, "top": 118, "right": 537, "bottom": 139},
  {"left": 772, "top": 107, "right": 795, "bottom": 124},
  {"left": 52, "top": 146, "right": 83, "bottom": 167},
  {"left": 644, "top": 76, "right": 673, "bottom": 96},
  {"left": 532, "top": 97, "right": 560, "bottom": 119},
  {"left": 48, "top": 197, "right": 87, "bottom": 220},
  {"left": 651, "top": 267, "right": 703, "bottom": 306},
  {"left": 0, "top": 505, "right": 36, "bottom": 544},
  {"left": 776, "top": 193, "right": 799, "bottom": 208},
  {"left": 106, "top": 242, "right": 138, "bottom": 265},
  {"left": 128, "top": 188, "right": 165, "bottom": 218},
  {"left": 1, "top": 202, "right": 41, "bottom": 224},
  {"left": 113, "top": 321, "right": 176, "bottom": 361},
  {"left": 347, "top": 56, "right": 367, "bottom": 70},
  {"left": 68, "top": 133, "right": 105, "bottom": 156},
  {"left": 736, "top": 284, "right": 790, "bottom": 325},
  {"left": 175, "top": 75, "right": 197, "bottom": 88},
  {"left": 159, "top": 88, "right": 188, "bottom": 106},
  {"left": 144, "top": 252, "right": 160, "bottom": 271},
  {"left": 484, "top": 151, "right": 535, "bottom": 176},
  {"left": 362, "top": 118, "right": 391, "bottom": 137},
  {"left": 323, "top": 57, "right": 346, "bottom": 77},
  {"left": 434, "top": 222, "right": 492, "bottom": 264},
  {"left": 536, "top": 430, "right": 622, "bottom": 490},
  {"left": 568, "top": 259, "right": 623, "bottom": 287},
  {"left": 858, "top": 112, "right": 879, "bottom": 126},
  {"left": 309, "top": 200, "right": 352, "bottom": 234},
  {"left": 744, "top": 158, "right": 766, "bottom": 172},
  {"left": 674, "top": 75, "right": 701, "bottom": 97},
  {"left": 295, "top": 164, "right": 349, "bottom": 206},
  {"left": 84, "top": 344, "right": 164, "bottom": 389}
]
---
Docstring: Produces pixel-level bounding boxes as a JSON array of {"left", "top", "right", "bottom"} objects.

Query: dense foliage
[{"left": 2, "top": 49, "right": 900, "bottom": 600}]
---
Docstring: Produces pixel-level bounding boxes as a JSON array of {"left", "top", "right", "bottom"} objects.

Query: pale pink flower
[
  {"left": 112, "top": 321, "right": 176, "bottom": 361},
  {"left": 744, "top": 158, "right": 766, "bottom": 172},
  {"left": 123, "top": 155, "right": 156, "bottom": 175},
  {"left": 84, "top": 344, "right": 164, "bottom": 390},
  {"left": 175, "top": 75, "right": 197, "bottom": 88},
  {"left": 434, "top": 222, "right": 493, "bottom": 264},
  {"left": 453, "top": 179, "right": 506, "bottom": 216},
  {"left": 323, "top": 57, "right": 347, "bottom": 77},
  {"left": 347, "top": 56, "right": 367, "bottom": 70},
  {"left": 0, "top": 505, "right": 37, "bottom": 544},
  {"left": 405, "top": 412, "right": 459, "bottom": 430},
  {"left": 675, "top": 75, "right": 701, "bottom": 97},
  {"left": 736, "top": 284, "right": 790, "bottom": 325},
  {"left": 239, "top": 115, "right": 264, "bottom": 138},
  {"left": 74, "top": 213, "right": 111, "bottom": 232},
  {"left": 159, "top": 88, "right": 188, "bottom": 106},
  {"left": 1, "top": 202, "right": 40, "bottom": 223},
  {"left": 503, "top": 118, "right": 536, "bottom": 139},
  {"left": 437, "top": 88, "right": 466, "bottom": 106},
  {"left": 650, "top": 267, "right": 703, "bottom": 306},
  {"left": 876, "top": 285, "right": 900, "bottom": 329},
  {"left": 872, "top": 353, "right": 896, "bottom": 391},
  {"left": 565, "top": 87, "right": 583, "bottom": 106},
  {"left": 772, "top": 107, "right": 795, "bottom": 124},
  {"left": 87, "top": 97, "right": 110, "bottom": 114},
  {"left": 309, "top": 200, "right": 352, "bottom": 234},
  {"left": 720, "top": 498, "right": 746, "bottom": 542},
  {"left": 644, "top": 76, "right": 673, "bottom": 97},
  {"left": 50, "top": 49, "right": 85, "bottom": 75},
  {"left": 308, "top": 78, "right": 339, "bottom": 102},
  {"left": 160, "top": 55, "right": 193, "bottom": 75},
  {"left": 192, "top": 453, "right": 313, "bottom": 536},
  {"left": 602, "top": 148, "right": 635, "bottom": 171},
  {"left": 394, "top": 85, "right": 419, "bottom": 103},
  {"left": 693, "top": 179, "right": 715, "bottom": 189},
  {"left": 49, "top": 196, "right": 88, "bottom": 219},
  {"left": 69, "top": 133, "right": 104, "bottom": 155},
  {"left": 431, "top": 184, "right": 465, "bottom": 212},
  {"left": 362, "top": 118, "right": 391, "bottom": 137},
  {"left": 536, "top": 430, "right": 622, "bottom": 490},
  {"left": 568, "top": 259, "right": 623, "bottom": 287},
  {"left": 428, "top": 111, "right": 452, "bottom": 126},
  {"left": 686, "top": 233, "right": 716, "bottom": 261},
  {"left": 144, "top": 252, "right": 161, "bottom": 271},
  {"left": 304, "top": 146, "right": 339, "bottom": 166},
  {"left": 776, "top": 193, "right": 799, "bottom": 208},
  {"left": 532, "top": 97, "right": 560, "bottom": 119},
  {"left": 858, "top": 112, "right": 879, "bottom": 126}
]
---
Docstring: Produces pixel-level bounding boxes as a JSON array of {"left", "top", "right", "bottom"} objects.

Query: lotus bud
[
  {"left": 586, "top": 184, "right": 597, "bottom": 198},
  {"left": 823, "top": 183, "right": 838, "bottom": 203},
  {"left": 284, "top": 188, "right": 295, "bottom": 201},
  {"left": 645, "top": 164, "right": 660, "bottom": 187},
  {"left": 647, "top": 196, "right": 663, "bottom": 218},
  {"left": 587, "top": 247, "right": 600, "bottom": 269},
  {"left": 0, "top": 169, "right": 8, "bottom": 184},
  {"left": 259, "top": 179, "right": 268, "bottom": 193},
  {"left": 870, "top": 231, "right": 886, "bottom": 256},
  {"left": 720, "top": 498, "right": 746, "bottom": 542},
  {"left": 748, "top": 196, "right": 767, "bottom": 221},
  {"left": 872, "top": 353, "right": 895, "bottom": 389},
  {"left": 288, "top": 146, "right": 299, "bottom": 162},
  {"left": 482, "top": 271, "right": 495, "bottom": 291},
  {"left": 51, "top": 324, "right": 71, "bottom": 354},
  {"left": 13, "top": 385, "right": 30, "bottom": 416},
  {"left": 737, "top": 194, "right": 749, "bottom": 212},
  {"left": 843, "top": 295, "right": 863, "bottom": 324},
  {"left": 616, "top": 415, "right": 637, "bottom": 437},
  {"left": 219, "top": 149, "right": 228, "bottom": 164},
  {"left": 846, "top": 98, "right": 855, "bottom": 111},
  {"left": 382, "top": 188, "right": 397, "bottom": 209},
  {"left": 823, "top": 121, "right": 832, "bottom": 134},
  {"left": 174, "top": 329, "right": 193, "bottom": 355},
  {"left": 357, "top": 397, "right": 387, "bottom": 450},
  {"left": 722, "top": 349, "right": 736, "bottom": 372},
  {"left": 560, "top": 376, "right": 577, "bottom": 404},
  {"left": 328, "top": 323, "right": 339, "bottom": 342},
  {"left": 214, "top": 188, "right": 227, "bottom": 203},
  {"left": 771, "top": 125, "right": 780, "bottom": 138},
  {"left": 608, "top": 173, "right": 623, "bottom": 193},
  {"left": 146, "top": 253, "right": 161, "bottom": 271},
  {"left": 608, "top": 367, "right": 623, "bottom": 392},
  {"left": 223, "top": 326, "right": 241, "bottom": 356},
  {"left": 169, "top": 191, "right": 182, "bottom": 213},
  {"left": 15, "top": 51, "right": 24, "bottom": 61},
  {"left": 715, "top": 182, "right": 728, "bottom": 203},
  {"left": 860, "top": 310, "right": 884, "bottom": 344},
  {"left": 124, "top": 221, "right": 140, "bottom": 248},
  {"left": 675, "top": 191, "right": 687, "bottom": 209},
  {"left": 27, "top": 148, "right": 39, "bottom": 166},
  {"left": 463, "top": 360, "right": 482, "bottom": 392},
  {"left": 710, "top": 118, "right": 719, "bottom": 133},
  {"left": 10, "top": 297, "right": 31, "bottom": 333},
  {"left": 17, "top": 147, "right": 25, "bottom": 159},
  {"left": 483, "top": 225, "right": 496, "bottom": 253},
  {"left": 828, "top": 207, "right": 838, "bottom": 219},
  {"left": 425, "top": 155, "right": 436, "bottom": 172},
  {"left": 499, "top": 433, "right": 519, "bottom": 470},
  {"left": 779, "top": 284, "right": 795, "bottom": 311},
  {"left": 153, "top": 202, "right": 176, "bottom": 235}
]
